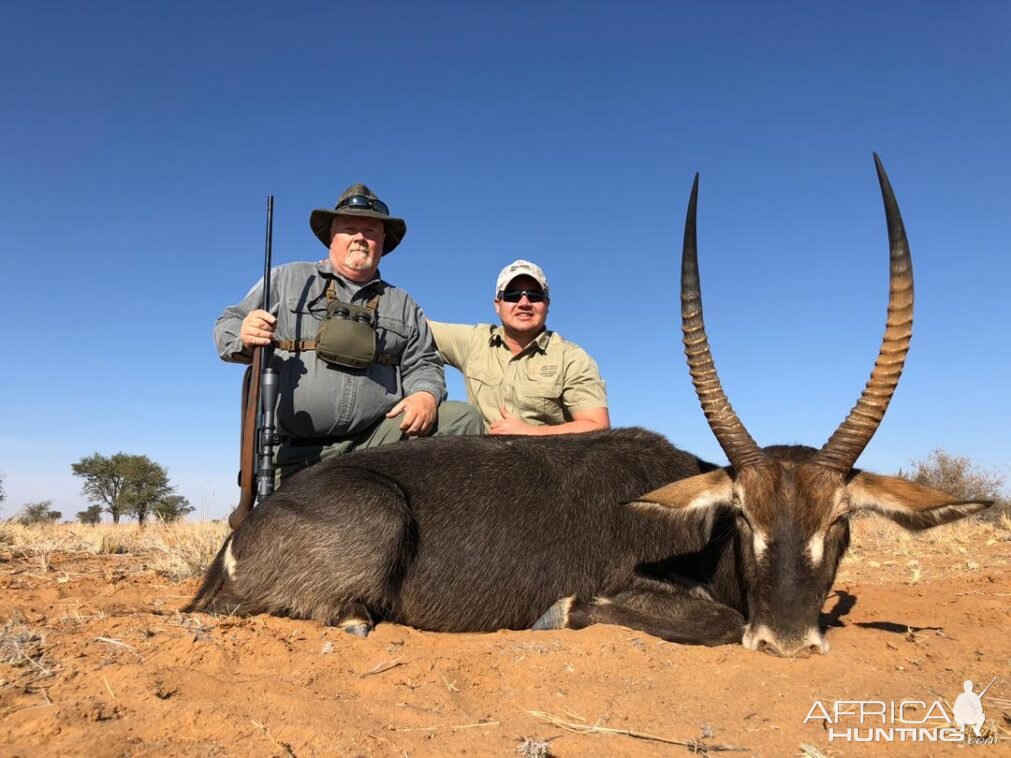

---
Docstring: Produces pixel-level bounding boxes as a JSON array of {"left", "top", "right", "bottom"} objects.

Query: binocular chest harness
[{"left": 273, "top": 279, "right": 399, "bottom": 370}]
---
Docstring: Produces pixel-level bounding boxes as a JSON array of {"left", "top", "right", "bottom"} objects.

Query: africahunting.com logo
[{"left": 804, "top": 677, "right": 998, "bottom": 744}]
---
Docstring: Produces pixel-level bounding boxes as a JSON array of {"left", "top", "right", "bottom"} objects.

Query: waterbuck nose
[{"left": 743, "top": 625, "right": 829, "bottom": 657}]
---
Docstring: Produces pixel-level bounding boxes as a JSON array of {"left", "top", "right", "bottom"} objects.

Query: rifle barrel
[
  {"left": 262, "top": 195, "right": 274, "bottom": 313},
  {"left": 229, "top": 194, "right": 278, "bottom": 530},
  {"left": 256, "top": 194, "right": 278, "bottom": 504}
]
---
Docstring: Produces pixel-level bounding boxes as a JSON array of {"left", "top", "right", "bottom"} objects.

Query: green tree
[
  {"left": 72, "top": 453, "right": 185, "bottom": 526},
  {"left": 0, "top": 471, "right": 6, "bottom": 504},
  {"left": 14, "top": 500, "right": 61, "bottom": 525},
  {"left": 904, "top": 449, "right": 1009, "bottom": 521},
  {"left": 72, "top": 452, "right": 133, "bottom": 524},
  {"left": 151, "top": 494, "right": 195, "bottom": 523},
  {"left": 76, "top": 504, "right": 103, "bottom": 525},
  {"left": 119, "top": 455, "right": 172, "bottom": 526}
]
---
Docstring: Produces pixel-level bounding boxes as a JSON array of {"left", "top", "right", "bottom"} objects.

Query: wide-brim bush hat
[{"left": 310, "top": 183, "right": 407, "bottom": 255}]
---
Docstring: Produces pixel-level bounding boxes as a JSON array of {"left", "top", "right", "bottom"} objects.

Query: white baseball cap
[{"left": 495, "top": 259, "right": 550, "bottom": 298}]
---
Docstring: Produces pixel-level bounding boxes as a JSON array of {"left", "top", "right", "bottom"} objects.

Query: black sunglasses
[
  {"left": 500, "top": 289, "right": 547, "bottom": 303},
  {"left": 336, "top": 195, "right": 389, "bottom": 215}
]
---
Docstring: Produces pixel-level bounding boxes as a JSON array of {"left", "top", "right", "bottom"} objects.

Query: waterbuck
[{"left": 188, "top": 156, "right": 989, "bottom": 656}]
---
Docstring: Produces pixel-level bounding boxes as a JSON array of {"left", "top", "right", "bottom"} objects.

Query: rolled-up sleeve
[
  {"left": 400, "top": 304, "right": 447, "bottom": 401},
  {"left": 561, "top": 346, "right": 608, "bottom": 414}
]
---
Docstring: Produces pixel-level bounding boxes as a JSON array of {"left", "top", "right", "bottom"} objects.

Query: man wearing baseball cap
[
  {"left": 429, "top": 260, "right": 609, "bottom": 435},
  {"left": 215, "top": 184, "right": 483, "bottom": 481}
]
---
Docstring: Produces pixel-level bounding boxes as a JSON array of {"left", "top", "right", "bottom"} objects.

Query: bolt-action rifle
[{"left": 228, "top": 196, "right": 279, "bottom": 530}]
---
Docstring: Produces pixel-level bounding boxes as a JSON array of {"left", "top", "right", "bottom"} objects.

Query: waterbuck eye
[{"left": 828, "top": 515, "right": 849, "bottom": 530}]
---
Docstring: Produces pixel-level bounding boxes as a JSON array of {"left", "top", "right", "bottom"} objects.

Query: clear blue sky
[{"left": 1, "top": 2, "right": 1008, "bottom": 521}]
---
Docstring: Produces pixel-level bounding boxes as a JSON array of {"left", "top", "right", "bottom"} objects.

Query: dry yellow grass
[
  {"left": 0, "top": 520, "right": 229, "bottom": 580},
  {"left": 838, "top": 513, "right": 1011, "bottom": 584},
  {"left": 2, "top": 513, "right": 1007, "bottom": 586}
]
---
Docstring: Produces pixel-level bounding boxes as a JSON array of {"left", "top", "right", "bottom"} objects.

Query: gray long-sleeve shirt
[{"left": 214, "top": 260, "right": 446, "bottom": 440}]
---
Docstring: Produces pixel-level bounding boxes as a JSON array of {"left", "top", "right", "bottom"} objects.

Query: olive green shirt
[{"left": 429, "top": 322, "right": 607, "bottom": 428}]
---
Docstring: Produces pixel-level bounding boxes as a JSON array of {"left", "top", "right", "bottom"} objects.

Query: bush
[{"left": 904, "top": 449, "right": 1009, "bottom": 522}]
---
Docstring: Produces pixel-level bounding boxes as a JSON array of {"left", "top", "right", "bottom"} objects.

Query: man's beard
[{"left": 346, "top": 246, "right": 372, "bottom": 268}]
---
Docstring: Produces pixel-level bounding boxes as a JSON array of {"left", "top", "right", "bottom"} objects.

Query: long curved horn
[
  {"left": 812, "top": 154, "right": 914, "bottom": 473},
  {"left": 682, "top": 174, "right": 767, "bottom": 471}
]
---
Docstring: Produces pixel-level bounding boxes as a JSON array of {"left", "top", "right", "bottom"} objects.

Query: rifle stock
[{"left": 229, "top": 349, "right": 263, "bottom": 529}]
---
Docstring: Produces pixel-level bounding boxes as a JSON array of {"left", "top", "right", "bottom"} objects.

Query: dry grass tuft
[
  {"left": 526, "top": 710, "right": 746, "bottom": 752},
  {"left": 516, "top": 736, "right": 552, "bottom": 757},
  {"left": 0, "top": 616, "right": 51, "bottom": 675},
  {"left": 139, "top": 521, "right": 229, "bottom": 580},
  {"left": 1, "top": 521, "right": 228, "bottom": 582}
]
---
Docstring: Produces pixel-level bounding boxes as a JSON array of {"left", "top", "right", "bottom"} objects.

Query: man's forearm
[{"left": 525, "top": 418, "right": 608, "bottom": 436}]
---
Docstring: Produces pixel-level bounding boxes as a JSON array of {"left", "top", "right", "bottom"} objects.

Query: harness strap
[
  {"left": 274, "top": 337, "right": 318, "bottom": 352},
  {"left": 273, "top": 337, "right": 399, "bottom": 365},
  {"left": 325, "top": 280, "right": 380, "bottom": 311},
  {"left": 275, "top": 282, "right": 394, "bottom": 364}
]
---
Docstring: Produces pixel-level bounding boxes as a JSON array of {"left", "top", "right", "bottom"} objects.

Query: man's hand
[
  {"left": 240, "top": 309, "right": 276, "bottom": 349},
  {"left": 489, "top": 406, "right": 539, "bottom": 436},
  {"left": 386, "top": 391, "right": 438, "bottom": 436}
]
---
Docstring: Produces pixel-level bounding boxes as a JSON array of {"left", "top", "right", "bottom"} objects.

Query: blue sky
[{"left": 1, "top": 2, "right": 1008, "bottom": 521}]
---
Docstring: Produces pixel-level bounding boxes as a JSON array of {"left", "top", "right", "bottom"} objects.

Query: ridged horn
[
  {"left": 812, "top": 154, "right": 914, "bottom": 473},
  {"left": 682, "top": 173, "right": 767, "bottom": 471}
]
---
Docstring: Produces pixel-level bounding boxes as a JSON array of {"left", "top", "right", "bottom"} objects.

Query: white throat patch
[
  {"left": 223, "top": 538, "right": 238, "bottom": 580},
  {"left": 752, "top": 530, "right": 769, "bottom": 558},
  {"left": 806, "top": 534, "right": 825, "bottom": 567}
]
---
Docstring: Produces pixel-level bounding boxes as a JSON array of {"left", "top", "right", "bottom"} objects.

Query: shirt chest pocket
[
  {"left": 465, "top": 367, "right": 504, "bottom": 408},
  {"left": 516, "top": 378, "right": 564, "bottom": 421},
  {"left": 465, "top": 368, "right": 502, "bottom": 391},
  {"left": 376, "top": 317, "right": 408, "bottom": 359}
]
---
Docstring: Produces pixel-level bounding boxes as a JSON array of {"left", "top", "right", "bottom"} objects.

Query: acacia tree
[
  {"left": 120, "top": 455, "right": 172, "bottom": 526},
  {"left": 72, "top": 453, "right": 133, "bottom": 524},
  {"left": 14, "top": 500, "right": 62, "bottom": 525},
  {"left": 72, "top": 453, "right": 186, "bottom": 526},
  {"left": 151, "top": 494, "right": 195, "bottom": 523},
  {"left": 76, "top": 505, "right": 103, "bottom": 525}
]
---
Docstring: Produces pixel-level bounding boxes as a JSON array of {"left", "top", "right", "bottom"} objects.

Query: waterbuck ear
[
  {"left": 847, "top": 472, "right": 992, "bottom": 530},
  {"left": 633, "top": 469, "right": 734, "bottom": 512}
]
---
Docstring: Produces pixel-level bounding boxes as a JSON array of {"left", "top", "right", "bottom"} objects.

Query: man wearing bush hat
[
  {"left": 214, "top": 184, "right": 483, "bottom": 481},
  {"left": 430, "top": 259, "right": 610, "bottom": 435}
]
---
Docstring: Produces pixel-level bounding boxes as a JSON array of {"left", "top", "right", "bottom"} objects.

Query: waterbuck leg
[
  {"left": 535, "top": 579, "right": 744, "bottom": 646},
  {"left": 224, "top": 468, "right": 415, "bottom": 630},
  {"left": 532, "top": 596, "right": 576, "bottom": 631},
  {"left": 334, "top": 602, "right": 375, "bottom": 637}
]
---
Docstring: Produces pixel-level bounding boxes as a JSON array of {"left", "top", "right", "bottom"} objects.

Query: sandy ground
[{"left": 1, "top": 519, "right": 1009, "bottom": 757}]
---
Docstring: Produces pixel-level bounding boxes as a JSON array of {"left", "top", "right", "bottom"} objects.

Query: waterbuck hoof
[
  {"left": 342, "top": 623, "right": 372, "bottom": 637},
  {"left": 532, "top": 597, "right": 573, "bottom": 630}
]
